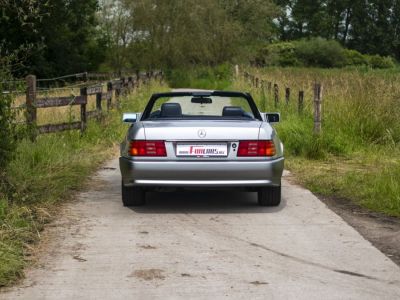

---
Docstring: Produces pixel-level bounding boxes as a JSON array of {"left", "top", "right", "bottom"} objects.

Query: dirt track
[{"left": 1, "top": 159, "right": 400, "bottom": 299}]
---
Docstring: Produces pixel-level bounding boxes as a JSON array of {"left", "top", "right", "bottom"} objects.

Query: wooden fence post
[
  {"left": 120, "top": 77, "right": 126, "bottom": 96},
  {"left": 80, "top": 87, "right": 87, "bottom": 134},
  {"left": 135, "top": 70, "right": 140, "bottom": 88},
  {"left": 96, "top": 91, "right": 102, "bottom": 121},
  {"left": 268, "top": 82, "right": 272, "bottom": 95},
  {"left": 313, "top": 83, "right": 323, "bottom": 134},
  {"left": 255, "top": 77, "right": 259, "bottom": 88},
  {"left": 115, "top": 83, "right": 121, "bottom": 99},
  {"left": 159, "top": 71, "right": 164, "bottom": 84},
  {"left": 107, "top": 82, "right": 113, "bottom": 111},
  {"left": 128, "top": 76, "right": 134, "bottom": 92},
  {"left": 260, "top": 80, "right": 267, "bottom": 110},
  {"left": 274, "top": 84, "right": 279, "bottom": 107},
  {"left": 298, "top": 91, "right": 304, "bottom": 114},
  {"left": 285, "top": 87, "right": 290, "bottom": 105},
  {"left": 26, "top": 75, "right": 37, "bottom": 141}
]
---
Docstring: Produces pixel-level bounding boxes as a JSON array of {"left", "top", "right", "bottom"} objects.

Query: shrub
[
  {"left": 0, "top": 70, "right": 16, "bottom": 170},
  {"left": 259, "top": 42, "right": 301, "bottom": 67},
  {"left": 343, "top": 49, "right": 368, "bottom": 66},
  {"left": 256, "top": 39, "right": 397, "bottom": 69},
  {"left": 294, "top": 38, "right": 346, "bottom": 68},
  {"left": 365, "top": 55, "right": 396, "bottom": 69}
]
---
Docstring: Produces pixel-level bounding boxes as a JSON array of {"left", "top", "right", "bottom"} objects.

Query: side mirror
[
  {"left": 265, "top": 112, "right": 280, "bottom": 124},
  {"left": 122, "top": 113, "right": 140, "bottom": 123}
]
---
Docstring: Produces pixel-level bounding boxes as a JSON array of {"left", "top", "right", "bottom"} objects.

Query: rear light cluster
[
  {"left": 129, "top": 140, "right": 167, "bottom": 157},
  {"left": 238, "top": 140, "right": 276, "bottom": 157}
]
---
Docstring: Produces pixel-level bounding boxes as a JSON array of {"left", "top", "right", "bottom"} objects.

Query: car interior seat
[
  {"left": 222, "top": 106, "right": 245, "bottom": 117},
  {"left": 160, "top": 103, "right": 182, "bottom": 118}
]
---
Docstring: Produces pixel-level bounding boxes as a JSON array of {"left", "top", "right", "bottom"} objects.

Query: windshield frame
[{"left": 141, "top": 91, "right": 262, "bottom": 121}]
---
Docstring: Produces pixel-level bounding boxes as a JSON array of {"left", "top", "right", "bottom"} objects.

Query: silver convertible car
[{"left": 119, "top": 90, "right": 284, "bottom": 207}]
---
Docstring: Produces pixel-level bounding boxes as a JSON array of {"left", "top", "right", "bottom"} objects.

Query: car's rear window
[{"left": 145, "top": 95, "right": 256, "bottom": 120}]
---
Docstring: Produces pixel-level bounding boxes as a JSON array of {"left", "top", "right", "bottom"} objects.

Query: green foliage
[
  {"left": 100, "top": 0, "right": 278, "bottom": 71},
  {"left": 0, "top": 93, "right": 15, "bottom": 170},
  {"left": 258, "top": 38, "right": 397, "bottom": 69},
  {"left": 274, "top": 1, "right": 400, "bottom": 61},
  {"left": 294, "top": 38, "right": 345, "bottom": 68},
  {"left": 365, "top": 55, "right": 396, "bottom": 69},
  {"left": 343, "top": 49, "right": 368, "bottom": 66},
  {"left": 166, "top": 64, "right": 232, "bottom": 90},
  {"left": 0, "top": 70, "right": 16, "bottom": 170},
  {"left": 258, "top": 42, "right": 300, "bottom": 66},
  {"left": 0, "top": 0, "right": 104, "bottom": 77}
]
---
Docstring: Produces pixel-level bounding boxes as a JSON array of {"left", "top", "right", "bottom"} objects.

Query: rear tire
[
  {"left": 258, "top": 185, "right": 281, "bottom": 207},
  {"left": 121, "top": 182, "right": 145, "bottom": 206}
]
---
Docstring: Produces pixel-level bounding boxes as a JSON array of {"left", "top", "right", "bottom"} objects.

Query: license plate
[{"left": 176, "top": 144, "right": 228, "bottom": 157}]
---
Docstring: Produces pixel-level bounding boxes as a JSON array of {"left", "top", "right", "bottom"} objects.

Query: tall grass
[
  {"left": 0, "top": 81, "right": 168, "bottom": 287},
  {"left": 233, "top": 67, "right": 400, "bottom": 216}
]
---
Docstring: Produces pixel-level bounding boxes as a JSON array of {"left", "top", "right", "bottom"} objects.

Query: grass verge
[
  {"left": 233, "top": 67, "right": 400, "bottom": 217},
  {"left": 0, "top": 81, "right": 168, "bottom": 287}
]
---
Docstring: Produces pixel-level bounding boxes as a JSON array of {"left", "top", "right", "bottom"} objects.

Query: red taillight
[
  {"left": 237, "top": 140, "right": 276, "bottom": 157},
  {"left": 129, "top": 140, "right": 167, "bottom": 157}
]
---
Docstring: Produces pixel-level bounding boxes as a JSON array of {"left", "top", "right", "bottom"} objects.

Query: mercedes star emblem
[{"left": 198, "top": 129, "right": 207, "bottom": 138}]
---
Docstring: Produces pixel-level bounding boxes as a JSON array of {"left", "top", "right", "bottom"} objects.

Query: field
[
  {"left": 0, "top": 81, "right": 168, "bottom": 286},
  {"left": 233, "top": 67, "right": 400, "bottom": 217}
]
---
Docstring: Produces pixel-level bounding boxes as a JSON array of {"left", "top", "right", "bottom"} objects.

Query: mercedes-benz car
[{"left": 119, "top": 90, "right": 284, "bottom": 207}]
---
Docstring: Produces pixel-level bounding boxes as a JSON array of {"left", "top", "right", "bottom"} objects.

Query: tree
[
  {"left": 348, "top": 0, "right": 399, "bottom": 58},
  {"left": 0, "top": 0, "right": 104, "bottom": 77},
  {"left": 273, "top": 0, "right": 400, "bottom": 60},
  {"left": 0, "top": 0, "right": 41, "bottom": 168},
  {"left": 99, "top": 0, "right": 278, "bottom": 70}
]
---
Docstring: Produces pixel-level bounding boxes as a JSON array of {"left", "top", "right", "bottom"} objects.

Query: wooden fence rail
[{"left": 24, "top": 71, "right": 163, "bottom": 141}]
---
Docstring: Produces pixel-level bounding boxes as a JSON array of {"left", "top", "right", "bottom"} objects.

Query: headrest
[
  {"left": 222, "top": 106, "right": 245, "bottom": 117},
  {"left": 160, "top": 103, "right": 182, "bottom": 118}
]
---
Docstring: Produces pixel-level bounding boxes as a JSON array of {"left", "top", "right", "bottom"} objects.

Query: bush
[
  {"left": 256, "top": 39, "right": 397, "bottom": 69},
  {"left": 365, "top": 55, "right": 396, "bottom": 69},
  {"left": 294, "top": 38, "right": 346, "bottom": 68},
  {"left": 343, "top": 49, "right": 368, "bottom": 66},
  {"left": 0, "top": 70, "right": 16, "bottom": 170},
  {"left": 258, "top": 42, "right": 301, "bottom": 67}
]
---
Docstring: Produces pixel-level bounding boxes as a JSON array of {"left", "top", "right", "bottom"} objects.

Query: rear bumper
[{"left": 120, "top": 157, "right": 284, "bottom": 187}]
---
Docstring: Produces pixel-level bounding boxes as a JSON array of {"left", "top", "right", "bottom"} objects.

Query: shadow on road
[{"left": 129, "top": 190, "right": 286, "bottom": 214}]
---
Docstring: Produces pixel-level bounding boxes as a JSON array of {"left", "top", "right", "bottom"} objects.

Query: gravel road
[{"left": 1, "top": 158, "right": 400, "bottom": 300}]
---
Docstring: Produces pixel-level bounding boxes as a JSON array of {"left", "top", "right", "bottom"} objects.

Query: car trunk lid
[{"left": 142, "top": 120, "right": 262, "bottom": 140}]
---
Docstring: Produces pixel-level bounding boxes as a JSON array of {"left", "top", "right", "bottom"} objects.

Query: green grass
[
  {"left": 0, "top": 81, "right": 168, "bottom": 287},
  {"left": 233, "top": 67, "right": 400, "bottom": 217}
]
